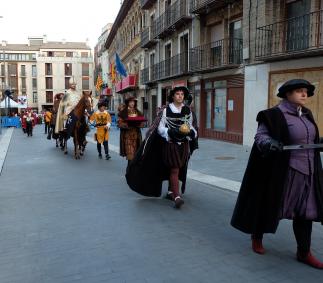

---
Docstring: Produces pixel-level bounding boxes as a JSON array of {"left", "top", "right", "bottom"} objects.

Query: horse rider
[{"left": 55, "top": 76, "right": 82, "bottom": 135}]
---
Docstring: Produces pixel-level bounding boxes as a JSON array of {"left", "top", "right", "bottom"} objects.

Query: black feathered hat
[
  {"left": 124, "top": 95, "right": 137, "bottom": 105},
  {"left": 277, "top": 79, "right": 315, "bottom": 98},
  {"left": 167, "top": 86, "right": 190, "bottom": 103},
  {"left": 97, "top": 100, "right": 106, "bottom": 108}
]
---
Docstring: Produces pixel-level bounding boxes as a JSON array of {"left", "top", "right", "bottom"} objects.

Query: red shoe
[
  {"left": 297, "top": 252, "right": 323, "bottom": 269},
  {"left": 251, "top": 237, "right": 265, "bottom": 255}
]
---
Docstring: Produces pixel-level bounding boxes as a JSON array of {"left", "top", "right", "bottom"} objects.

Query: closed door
[{"left": 214, "top": 88, "right": 227, "bottom": 131}]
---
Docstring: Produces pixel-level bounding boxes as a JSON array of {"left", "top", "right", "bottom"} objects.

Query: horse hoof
[
  {"left": 64, "top": 152, "right": 68, "bottom": 155},
  {"left": 56, "top": 144, "right": 58, "bottom": 147}
]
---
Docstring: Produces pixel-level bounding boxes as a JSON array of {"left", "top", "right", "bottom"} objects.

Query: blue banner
[{"left": 115, "top": 53, "right": 127, "bottom": 77}]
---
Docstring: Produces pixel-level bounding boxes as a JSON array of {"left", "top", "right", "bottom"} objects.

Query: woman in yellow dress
[{"left": 90, "top": 101, "right": 112, "bottom": 160}]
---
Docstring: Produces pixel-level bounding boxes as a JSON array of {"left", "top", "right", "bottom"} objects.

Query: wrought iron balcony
[
  {"left": 154, "top": 0, "right": 192, "bottom": 39},
  {"left": 140, "top": 67, "right": 149, "bottom": 85},
  {"left": 141, "top": 27, "right": 157, "bottom": 49},
  {"left": 155, "top": 52, "right": 190, "bottom": 80},
  {"left": 190, "top": 0, "right": 232, "bottom": 14},
  {"left": 256, "top": 10, "right": 323, "bottom": 60},
  {"left": 140, "top": 0, "right": 156, "bottom": 10},
  {"left": 190, "top": 38, "right": 242, "bottom": 72}
]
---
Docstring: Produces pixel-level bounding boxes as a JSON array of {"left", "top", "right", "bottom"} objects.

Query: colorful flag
[
  {"left": 95, "top": 74, "right": 103, "bottom": 92},
  {"left": 115, "top": 53, "right": 127, "bottom": 77},
  {"left": 110, "top": 63, "right": 117, "bottom": 84}
]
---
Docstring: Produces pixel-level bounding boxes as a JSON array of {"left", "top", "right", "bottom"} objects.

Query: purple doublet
[{"left": 255, "top": 99, "right": 318, "bottom": 220}]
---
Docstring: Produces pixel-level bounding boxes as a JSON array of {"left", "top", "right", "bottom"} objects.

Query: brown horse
[{"left": 62, "top": 91, "right": 93, "bottom": 159}]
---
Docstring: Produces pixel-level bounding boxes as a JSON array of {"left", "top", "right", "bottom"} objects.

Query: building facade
[
  {"left": 243, "top": 0, "right": 323, "bottom": 145},
  {"left": 0, "top": 36, "right": 94, "bottom": 112},
  {"left": 105, "top": 0, "right": 146, "bottom": 115},
  {"left": 94, "top": 23, "right": 113, "bottom": 109},
  {"left": 107, "top": 0, "right": 322, "bottom": 144},
  {"left": 140, "top": 0, "right": 244, "bottom": 141}
]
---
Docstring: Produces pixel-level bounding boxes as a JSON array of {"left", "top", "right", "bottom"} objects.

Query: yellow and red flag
[
  {"left": 95, "top": 74, "right": 103, "bottom": 92},
  {"left": 110, "top": 63, "right": 116, "bottom": 84}
]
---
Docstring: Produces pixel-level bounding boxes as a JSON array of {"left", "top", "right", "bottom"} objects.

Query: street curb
[
  {"left": 0, "top": 128, "right": 14, "bottom": 175},
  {"left": 88, "top": 138, "right": 241, "bottom": 193}
]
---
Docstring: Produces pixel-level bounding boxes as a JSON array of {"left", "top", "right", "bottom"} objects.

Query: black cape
[
  {"left": 231, "top": 106, "right": 323, "bottom": 234},
  {"left": 125, "top": 107, "right": 198, "bottom": 197}
]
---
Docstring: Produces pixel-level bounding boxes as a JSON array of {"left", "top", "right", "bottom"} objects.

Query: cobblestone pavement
[{"left": 0, "top": 126, "right": 322, "bottom": 283}]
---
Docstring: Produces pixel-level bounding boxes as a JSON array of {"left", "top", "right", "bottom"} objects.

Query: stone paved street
[{"left": 0, "top": 125, "right": 322, "bottom": 283}]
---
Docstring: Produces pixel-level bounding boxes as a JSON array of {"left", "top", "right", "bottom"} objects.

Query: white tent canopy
[{"left": 0, "top": 97, "right": 26, "bottom": 109}]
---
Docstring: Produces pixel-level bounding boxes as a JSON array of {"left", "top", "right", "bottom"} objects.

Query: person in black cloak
[
  {"left": 126, "top": 86, "right": 198, "bottom": 209},
  {"left": 231, "top": 79, "right": 323, "bottom": 269}
]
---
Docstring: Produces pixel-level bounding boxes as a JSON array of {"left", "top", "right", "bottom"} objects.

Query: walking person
[
  {"left": 118, "top": 96, "right": 145, "bottom": 163},
  {"left": 24, "top": 110, "right": 35, "bottom": 137},
  {"left": 89, "top": 101, "right": 112, "bottom": 160},
  {"left": 126, "top": 86, "right": 198, "bottom": 209},
  {"left": 231, "top": 79, "right": 323, "bottom": 269},
  {"left": 44, "top": 109, "right": 52, "bottom": 134}
]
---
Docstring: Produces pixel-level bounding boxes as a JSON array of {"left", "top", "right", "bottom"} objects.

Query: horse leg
[
  {"left": 55, "top": 138, "right": 59, "bottom": 147},
  {"left": 74, "top": 128, "right": 80, "bottom": 159}
]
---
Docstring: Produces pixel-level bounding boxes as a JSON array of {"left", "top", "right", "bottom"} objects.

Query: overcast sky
[{"left": 0, "top": 0, "right": 122, "bottom": 49}]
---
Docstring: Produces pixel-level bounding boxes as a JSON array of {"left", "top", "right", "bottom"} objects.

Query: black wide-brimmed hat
[
  {"left": 277, "top": 79, "right": 315, "bottom": 98},
  {"left": 167, "top": 86, "right": 190, "bottom": 103}
]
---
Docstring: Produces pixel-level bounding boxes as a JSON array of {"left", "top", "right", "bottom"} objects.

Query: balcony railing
[
  {"left": 141, "top": 27, "right": 157, "bottom": 49},
  {"left": 140, "top": 0, "right": 156, "bottom": 9},
  {"left": 190, "top": 0, "right": 231, "bottom": 14},
  {"left": 143, "top": 52, "right": 189, "bottom": 82},
  {"left": 141, "top": 67, "right": 149, "bottom": 85},
  {"left": 190, "top": 38, "right": 243, "bottom": 72},
  {"left": 256, "top": 10, "right": 323, "bottom": 60},
  {"left": 154, "top": 0, "right": 191, "bottom": 39}
]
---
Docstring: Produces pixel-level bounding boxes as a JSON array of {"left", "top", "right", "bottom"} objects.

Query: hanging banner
[{"left": 17, "top": 96, "right": 28, "bottom": 108}]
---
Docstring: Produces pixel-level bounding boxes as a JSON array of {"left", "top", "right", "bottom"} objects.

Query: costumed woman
[
  {"left": 126, "top": 86, "right": 198, "bottom": 209},
  {"left": 231, "top": 79, "right": 323, "bottom": 269},
  {"left": 118, "top": 96, "right": 145, "bottom": 163},
  {"left": 90, "top": 100, "right": 112, "bottom": 160}
]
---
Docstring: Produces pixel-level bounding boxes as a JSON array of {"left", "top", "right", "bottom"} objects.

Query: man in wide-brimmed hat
[
  {"left": 231, "top": 78, "right": 323, "bottom": 269},
  {"left": 126, "top": 85, "right": 198, "bottom": 209}
]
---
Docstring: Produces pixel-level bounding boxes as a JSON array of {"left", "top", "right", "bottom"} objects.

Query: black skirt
[{"left": 162, "top": 141, "right": 189, "bottom": 168}]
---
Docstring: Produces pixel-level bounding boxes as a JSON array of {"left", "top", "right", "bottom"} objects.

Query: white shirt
[{"left": 158, "top": 103, "right": 197, "bottom": 141}]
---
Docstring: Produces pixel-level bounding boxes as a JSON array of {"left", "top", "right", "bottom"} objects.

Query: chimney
[
  {"left": 2, "top": 40, "right": 7, "bottom": 47},
  {"left": 62, "top": 38, "right": 66, "bottom": 44},
  {"left": 43, "top": 34, "right": 47, "bottom": 43}
]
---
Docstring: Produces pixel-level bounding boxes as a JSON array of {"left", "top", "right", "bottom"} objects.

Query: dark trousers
[
  {"left": 293, "top": 219, "right": 312, "bottom": 256},
  {"left": 26, "top": 122, "right": 33, "bottom": 136},
  {"left": 252, "top": 219, "right": 312, "bottom": 255},
  {"left": 97, "top": 141, "right": 109, "bottom": 156},
  {"left": 45, "top": 122, "right": 50, "bottom": 134}
]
